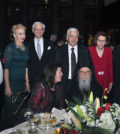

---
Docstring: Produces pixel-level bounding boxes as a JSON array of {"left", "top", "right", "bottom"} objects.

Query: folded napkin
[{"left": 51, "top": 108, "right": 68, "bottom": 123}]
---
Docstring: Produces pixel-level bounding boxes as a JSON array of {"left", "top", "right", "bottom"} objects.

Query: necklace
[
  {"left": 15, "top": 41, "right": 25, "bottom": 51},
  {"left": 81, "top": 88, "right": 90, "bottom": 98},
  {"left": 96, "top": 47, "right": 104, "bottom": 58}
]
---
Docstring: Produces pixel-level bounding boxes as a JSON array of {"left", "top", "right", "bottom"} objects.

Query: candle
[{"left": 56, "top": 127, "right": 61, "bottom": 134}]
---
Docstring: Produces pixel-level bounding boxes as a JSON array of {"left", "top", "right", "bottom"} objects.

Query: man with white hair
[
  {"left": 56, "top": 27, "right": 95, "bottom": 98},
  {"left": 27, "top": 21, "right": 55, "bottom": 89},
  {"left": 68, "top": 65, "right": 102, "bottom": 101}
]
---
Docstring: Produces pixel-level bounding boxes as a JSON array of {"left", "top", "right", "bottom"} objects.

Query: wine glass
[
  {"left": 32, "top": 113, "right": 41, "bottom": 126},
  {"left": 24, "top": 108, "right": 33, "bottom": 126}
]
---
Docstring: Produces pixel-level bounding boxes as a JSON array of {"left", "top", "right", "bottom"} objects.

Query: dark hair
[
  {"left": 43, "top": 62, "right": 62, "bottom": 88},
  {"left": 93, "top": 31, "right": 109, "bottom": 46}
]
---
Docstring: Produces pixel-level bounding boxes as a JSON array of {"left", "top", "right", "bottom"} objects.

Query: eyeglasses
[
  {"left": 68, "top": 35, "right": 78, "bottom": 39},
  {"left": 79, "top": 71, "right": 91, "bottom": 75},
  {"left": 97, "top": 39, "right": 106, "bottom": 43},
  {"left": 34, "top": 28, "right": 44, "bottom": 32}
]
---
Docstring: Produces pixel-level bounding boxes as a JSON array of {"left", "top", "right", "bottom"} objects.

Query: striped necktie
[{"left": 37, "top": 40, "right": 41, "bottom": 60}]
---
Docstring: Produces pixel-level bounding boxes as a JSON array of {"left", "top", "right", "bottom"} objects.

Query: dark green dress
[
  {"left": 4, "top": 42, "right": 29, "bottom": 93},
  {"left": 3, "top": 42, "right": 29, "bottom": 128}
]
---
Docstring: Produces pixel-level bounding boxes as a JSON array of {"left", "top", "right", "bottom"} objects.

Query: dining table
[
  {"left": 0, "top": 108, "right": 68, "bottom": 134},
  {"left": 0, "top": 121, "right": 56, "bottom": 134}
]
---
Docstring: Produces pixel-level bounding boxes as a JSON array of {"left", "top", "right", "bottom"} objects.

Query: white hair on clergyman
[
  {"left": 66, "top": 27, "right": 79, "bottom": 38},
  {"left": 32, "top": 21, "right": 45, "bottom": 30},
  {"left": 77, "top": 74, "right": 91, "bottom": 92}
]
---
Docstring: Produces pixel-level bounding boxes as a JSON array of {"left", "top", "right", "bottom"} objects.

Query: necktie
[
  {"left": 37, "top": 40, "right": 41, "bottom": 60},
  {"left": 71, "top": 47, "right": 76, "bottom": 77}
]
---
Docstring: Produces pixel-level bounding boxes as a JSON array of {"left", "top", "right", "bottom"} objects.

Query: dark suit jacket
[
  {"left": 110, "top": 44, "right": 120, "bottom": 104},
  {"left": 27, "top": 38, "right": 55, "bottom": 89},
  {"left": 55, "top": 44, "right": 95, "bottom": 97}
]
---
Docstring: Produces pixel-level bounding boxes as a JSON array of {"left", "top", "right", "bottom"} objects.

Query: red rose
[
  {"left": 105, "top": 103, "right": 111, "bottom": 111},
  {"left": 70, "top": 130, "right": 79, "bottom": 134},
  {"left": 97, "top": 107, "right": 104, "bottom": 116},
  {"left": 61, "top": 127, "right": 67, "bottom": 134},
  {"left": 2, "top": 57, "right": 5, "bottom": 63}
]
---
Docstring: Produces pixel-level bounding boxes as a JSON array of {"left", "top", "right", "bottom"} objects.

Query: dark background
[
  {"left": 0, "top": 0, "right": 120, "bottom": 49},
  {"left": 0, "top": 0, "right": 120, "bottom": 130}
]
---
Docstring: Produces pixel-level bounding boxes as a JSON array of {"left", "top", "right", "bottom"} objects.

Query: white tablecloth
[
  {"left": 0, "top": 121, "right": 55, "bottom": 134},
  {"left": 0, "top": 108, "right": 68, "bottom": 134}
]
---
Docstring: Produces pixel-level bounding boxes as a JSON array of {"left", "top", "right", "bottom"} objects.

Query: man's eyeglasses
[
  {"left": 97, "top": 39, "right": 106, "bottom": 43},
  {"left": 79, "top": 71, "right": 91, "bottom": 75}
]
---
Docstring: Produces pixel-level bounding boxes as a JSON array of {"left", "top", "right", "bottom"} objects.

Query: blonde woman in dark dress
[{"left": 3, "top": 24, "right": 29, "bottom": 128}]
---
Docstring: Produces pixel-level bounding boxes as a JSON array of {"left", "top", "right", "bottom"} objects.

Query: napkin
[{"left": 51, "top": 108, "right": 68, "bottom": 123}]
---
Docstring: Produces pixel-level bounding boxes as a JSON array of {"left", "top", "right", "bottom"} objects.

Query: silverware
[{"left": 37, "top": 126, "right": 45, "bottom": 132}]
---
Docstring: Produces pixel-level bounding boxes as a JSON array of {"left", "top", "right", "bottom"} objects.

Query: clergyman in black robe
[{"left": 67, "top": 64, "right": 102, "bottom": 102}]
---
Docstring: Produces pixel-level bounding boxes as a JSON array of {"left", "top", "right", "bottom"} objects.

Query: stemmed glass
[{"left": 24, "top": 108, "right": 33, "bottom": 126}]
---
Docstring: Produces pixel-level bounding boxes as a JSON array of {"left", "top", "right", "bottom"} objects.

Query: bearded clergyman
[{"left": 68, "top": 64, "right": 103, "bottom": 101}]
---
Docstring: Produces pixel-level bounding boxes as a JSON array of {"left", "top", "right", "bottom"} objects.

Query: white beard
[{"left": 78, "top": 75, "right": 91, "bottom": 92}]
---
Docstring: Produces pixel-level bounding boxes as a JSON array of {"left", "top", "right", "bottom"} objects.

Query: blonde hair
[{"left": 11, "top": 24, "right": 27, "bottom": 33}]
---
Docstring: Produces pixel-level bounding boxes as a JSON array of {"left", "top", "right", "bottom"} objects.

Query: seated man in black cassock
[{"left": 68, "top": 65, "right": 103, "bottom": 101}]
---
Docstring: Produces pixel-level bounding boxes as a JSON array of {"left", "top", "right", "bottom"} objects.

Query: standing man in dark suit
[
  {"left": 56, "top": 27, "right": 95, "bottom": 98},
  {"left": 27, "top": 21, "right": 55, "bottom": 89}
]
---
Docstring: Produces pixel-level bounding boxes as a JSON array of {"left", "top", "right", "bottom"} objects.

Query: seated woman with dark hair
[{"left": 28, "top": 62, "right": 64, "bottom": 113}]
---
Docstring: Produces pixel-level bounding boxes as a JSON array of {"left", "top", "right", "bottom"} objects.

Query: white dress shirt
[
  {"left": 0, "top": 60, "right": 3, "bottom": 84},
  {"left": 68, "top": 44, "right": 78, "bottom": 79},
  {"left": 34, "top": 37, "right": 44, "bottom": 58}
]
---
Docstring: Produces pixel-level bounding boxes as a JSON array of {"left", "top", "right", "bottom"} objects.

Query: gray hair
[
  {"left": 78, "top": 74, "right": 91, "bottom": 92},
  {"left": 32, "top": 21, "right": 45, "bottom": 30},
  {"left": 66, "top": 27, "right": 79, "bottom": 37}
]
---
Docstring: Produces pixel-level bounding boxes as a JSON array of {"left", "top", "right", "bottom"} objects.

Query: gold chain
[{"left": 12, "top": 90, "right": 31, "bottom": 115}]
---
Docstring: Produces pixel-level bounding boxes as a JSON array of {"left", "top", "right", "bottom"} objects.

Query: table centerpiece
[{"left": 61, "top": 90, "right": 120, "bottom": 134}]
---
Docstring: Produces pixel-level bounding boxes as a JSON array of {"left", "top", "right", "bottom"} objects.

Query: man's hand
[{"left": 109, "top": 82, "right": 113, "bottom": 91}]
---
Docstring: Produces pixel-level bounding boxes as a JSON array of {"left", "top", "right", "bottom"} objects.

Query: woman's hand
[
  {"left": 5, "top": 86, "right": 12, "bottom": 97},
  {"left": 26, "top": 81, "right": 30, "bottom": 91},
  {"left": 25, "top": 68, "right": 30, "bottom": 91},
  {"left": 109, "top": 82, "right": 113, "bottom": 91}
]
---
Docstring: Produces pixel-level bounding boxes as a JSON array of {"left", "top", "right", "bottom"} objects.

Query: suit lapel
[
  {"left": 31, "top": 39, "right": 40, "bottom": 60},
  {"left": 64, "top": 45, "right": 69, "bottom": 77},
  {"left": 40, "top": 38, "right": 47, "bottom": 61},
  {"left": 78, "top": 45, "right": 83, "bottom": 62}
]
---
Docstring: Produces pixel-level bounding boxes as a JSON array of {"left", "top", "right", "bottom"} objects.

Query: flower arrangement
[{"left": 62, "top": 91, "right": 120, "bottom": 134}]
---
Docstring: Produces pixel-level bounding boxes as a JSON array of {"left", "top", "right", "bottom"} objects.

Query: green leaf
[
  {"left": 83, "top": 127, "right": 111, "bottom": 134},
  {"left": 69, "top": 107, "right": 82, "bottom": 122},
  {"left": 76, "top": 105, "right": 83, "bottom": 118},
  {"left": 69, "top": 107, "right": 82, "bottom": 130},
  {"left": 89, "top": 91, "right": 93, "bottom": 105},
  {"left": 61, "top": 124, "right": 73, "bottom": 130}
]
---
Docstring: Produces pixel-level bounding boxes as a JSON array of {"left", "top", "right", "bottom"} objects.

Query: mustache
[{"left": 77, "top": 75, "right": 91, "bottom": 92}]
